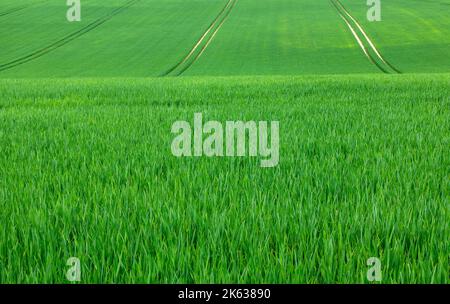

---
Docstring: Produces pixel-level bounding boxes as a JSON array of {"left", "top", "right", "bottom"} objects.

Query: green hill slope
[
  {"left": 1, "top": 0, "right": 449, "bottom": 77},
  {"left": 341, "top": 0, "right": 450, "bottom": 73},
  {"left": 0, "top": 0, "right": 227, "bottom": 77},
  {"left": 185, "top": 0, "right": 379, "bottom": 75}
]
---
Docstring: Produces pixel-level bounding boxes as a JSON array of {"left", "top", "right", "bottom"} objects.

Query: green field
[
  {"left": 0, "top": 0, "right": 449, "bottom": 283},
  {"left": 342, "top": 0, "right": 450, "bottom": 73}
]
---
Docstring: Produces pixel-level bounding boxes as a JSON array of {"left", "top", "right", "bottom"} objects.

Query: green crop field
[{"left": 0, "top": 0, "right": 449, "bottom": 284}]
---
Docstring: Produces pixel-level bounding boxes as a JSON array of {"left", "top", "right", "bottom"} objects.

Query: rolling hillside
[
  {"left": 342, "top": 0, "right": 450, "bottom": 73},
  {"left": 0, "top": 0, "right": 449, "bottom": 76}
]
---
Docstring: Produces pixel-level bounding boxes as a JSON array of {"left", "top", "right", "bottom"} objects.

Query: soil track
[
  {"left": 330, "top": 0, "right": 388, "bottom": 73},
  {"left": 0, "top": 5, "right": 29, "bottom": 17},
  {"left": 177, "top": 0, "right": 238, "bottom": 76},
  {"left": 334, "top": 0, "right": 400, "bottom": 73},
  {"left": 0, "top": 0, "right": 49, "bottom": 18},
  {"left": 162, "top": 0, "right": 238, "bottom": 76},
  {"left": 330, "top": 0, "right": 400, "bottom": 74},
  {"left": 0, "top": 0, "right": 139, "bottom": 72}
]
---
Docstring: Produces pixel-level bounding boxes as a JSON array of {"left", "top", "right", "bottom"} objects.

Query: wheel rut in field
[
  {"left": 0, "top": 5, "right": 30, "bottom": 17},
  {"left": 161, "top": 0, "right": 238, "bottom": 77},
  {"left": 330, "top": 0, "right": 401, "bottom": 74},
  {"left": 0, "top": 1, "right": 50, "bottom": 18},
  {"left": 0, "top": 0, "right": 140, "bottom": 72}
]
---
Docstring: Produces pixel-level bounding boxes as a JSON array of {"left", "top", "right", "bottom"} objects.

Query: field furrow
[
  {"left": 0, "top": 5, "right": 30, "bottom": 17},
  {"left": 332, "top": 0, "right": 400, "bottom": 74},
  {"left": 184, "top": 0, "right": 379, "bottom": 75},
  {"left": 0, "top": 0, "right": 130, "bottom": 64},
  {"left": 330, "top": 0, "right": 389, "bottom": 74},
  {"left": 339, "top": 0, "right": 450, "bottom": 73},
  {"left": 0, "top": 0, "right": 140, "bottom": 72},
  {"left": 0, "top": 0, "right": 228, "bottom": 77},
  {"left": 161, "top": 0, "right": 235, "bottom": 76},
  {"left": 0, "top": 0, "right": 40, "bottom": 17},
  {"left": 174, "top": 0, "right": 239, "bottom": 76}
]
